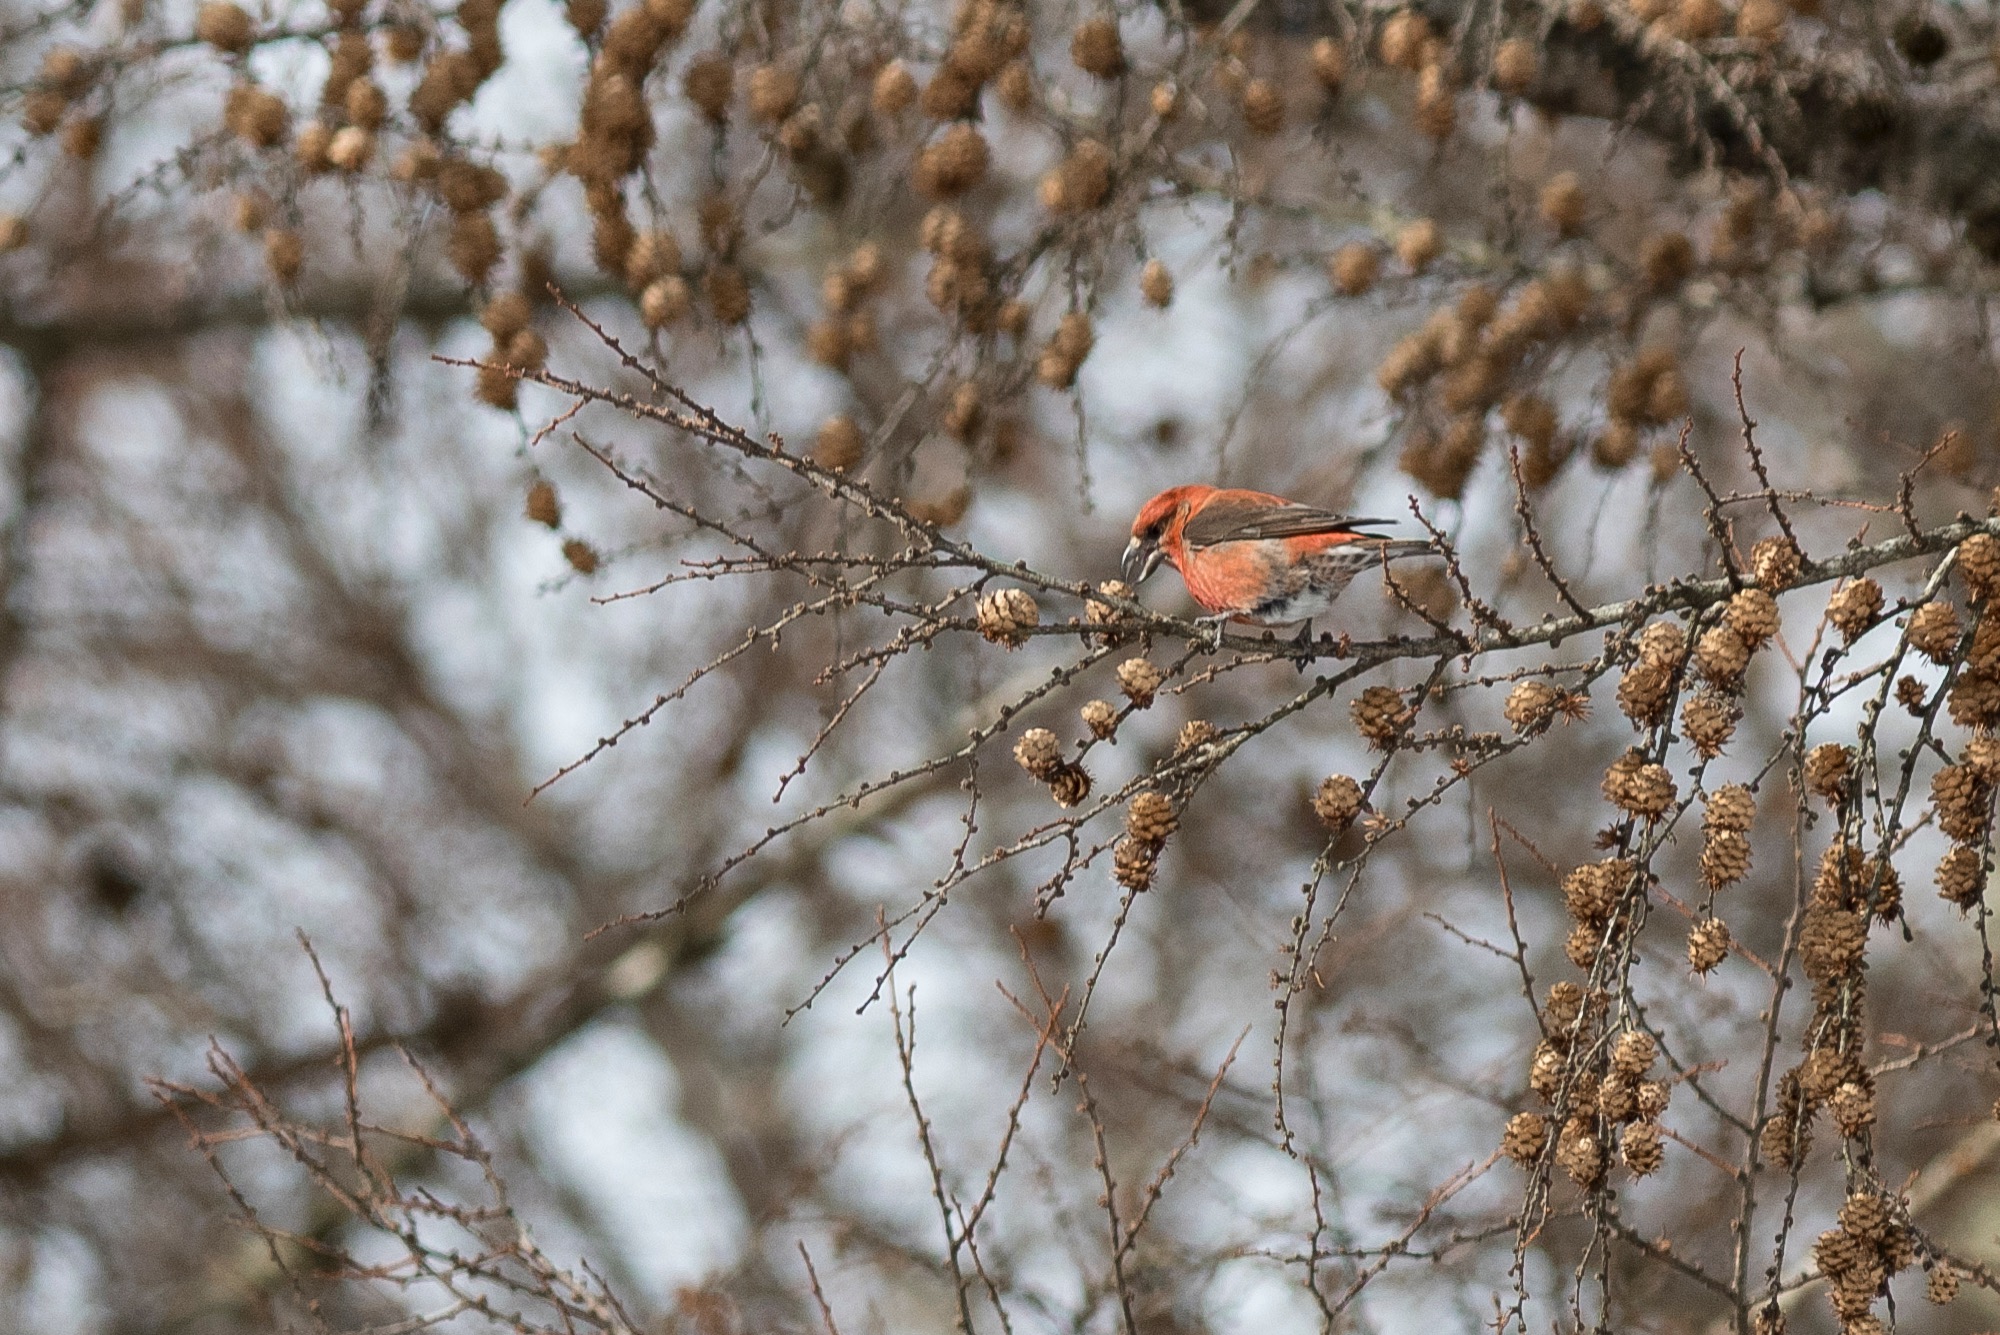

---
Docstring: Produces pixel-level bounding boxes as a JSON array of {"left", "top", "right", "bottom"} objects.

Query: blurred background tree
[{"left": 2, "top": 0, "right": 2000, "bottom": 1330}]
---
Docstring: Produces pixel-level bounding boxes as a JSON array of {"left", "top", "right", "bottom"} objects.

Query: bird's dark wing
[{"left": 1180, "top": 498, "right": 1398, "bottom": 548}]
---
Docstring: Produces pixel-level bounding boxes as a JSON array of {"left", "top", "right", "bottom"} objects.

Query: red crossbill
[{"left": 1123, "top": 485, "right": 1431, "bottom": 651}]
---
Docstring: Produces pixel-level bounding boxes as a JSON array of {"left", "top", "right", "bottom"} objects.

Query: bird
[{"left": 1121, "top": 485, "right": 1431, "bottom": 655}]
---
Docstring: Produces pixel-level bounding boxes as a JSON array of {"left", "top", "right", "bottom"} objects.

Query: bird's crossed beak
[{"left": 1122, "top": 536, "right": 1164, "bottom": 585}]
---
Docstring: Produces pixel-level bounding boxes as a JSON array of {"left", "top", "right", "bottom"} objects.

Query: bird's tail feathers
[{"left": 1374, "top": 538, "right": 1435, "bottom": 561}]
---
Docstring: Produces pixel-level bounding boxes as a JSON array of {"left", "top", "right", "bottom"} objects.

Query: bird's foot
[
  {"left": 1290, "top": 621, "right": 1316, "bottom": 674},
  {"left": 1194, "top": 614, "right": 1232, "bottom": 654}
]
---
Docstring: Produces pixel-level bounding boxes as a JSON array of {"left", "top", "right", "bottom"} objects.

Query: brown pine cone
[
  {"left": 1936, "top": 844, "right": 1985, "bottom": 908},
  {"left": 1932, "top": 763, "right": 1992, "bottom": 841},
  {"left": 1604, "top": 749, "right": 1676, "bottom": 818},
  {"left": 1864, "top": 854, "right": 1903, "bottom": 922},
  {"left": 1501, "top": 1110, "right": 1547, "bottom": 1164},
  {"left": 1701, "top": 830, "right": 1752, "bottom": 887},
  {"left": 1636, "top": 620, "right": 1687, "bottom": 667},
  {"left": 1682, "top": 691, "right": 1739, "bottom": 758},
  {"left": 1725, "top": 586, "right": 1780, "bottom": 647},
  {"left": 977, "top": 587, "right": 1040, "bottom": 647},
  {"left": 1829, "top": 1079, "right": 1875, "bottom": 1137},
  {"left": 1116, "top": 657, "right": 1162, "bottom": 707},
  {"left": 1236, "top": 76, "right": 1285, "bottom": 136},
  {"left": 1799, "top": 904, "right": 1867, "bottom": 981},
  {"left": 1565, "top": 919, "right": 1605, "bottom": 969},
  {"left": 1610, "top": 1030, "right": 1657, "bottom": 1079},
  {"left": 1908, "top": 600, "right": 1960, "bottom": 662},
  {"left": 1351, "top": 684, "right": 1416, "bottom": 748},
  {"left": 1964, "top": 736, "right": 2000, "bottom": 781},
  {"left": 1969, "top": 616, "right": 2000, "bottom": 675},
  {"left": 1960, "top": 532, "right": 2000, "bottom": 600},
  {"left": 1705, "top": 783, "right": 1756, "bottom": 832},
  {"left": 1503, "top": 679, "right": 1559, "bottom": 733},
  {"left": 1557, "top": 1116, "right": 1606, "bottom": 1186},
  {"left": 1125, "top": 791, "right": 1178, "bottom": 844},
  {"left": 1013, "top": 727, "right": 1062, "bottom": 779},
  {"left": 1562, "top": 859, "right": 1629, "bottom": 925},
  {"left": 1803, "top": 743, "right": 1854, "bottom": 803},
  {"left": 1751, "top": 535, "right": 1803, "bottom": 590},
  {"left": 1492, "top": 36, "right": 1538, "bottom": 93},
  {"left": 1597, "top": 1072, "right": 1638, "bottom": 1122},
  {"left": 1948, "top": 672, "right": 2000, "bottom": 728},
  {"left": 1618, "top": 659, "right": 1675, "bottom": 726},
  {"left": 1759, "top": 1107, "right": 1808, "bottom": 1168},
  {"left": 1814, "top": 839, "right": 1865, "bottom": 909},
  {"left": 1529, "top": 1040, "right": 1565, "bottom": 1100},
  {"left": 1111, "top": 835, "right": 1157, "bottom": 889},
  {"left": 1694, "top": 623, "right": 1751, "bottom": 690},
  {"left": 1814, "top": 1227, "right": 1869, "bottom": 1280},
  {"left": 1084, "top": 580, "right": 1136, "bottom": 645},
  {"left": 813, "top": 415, "right": 864, "bottom": 470},
  {"left": 1048, "top": 764, "right": 1092, "bottom": 808},
  {"left": 1837, "top": 1192, "right": 1892, "bottom": 1244},
  {"left": 1620, "top": 1121, "right": 1663, "bottom": 1176},
  {"left": 1896, "top": 675, "right": 1929, "bottom": 714},
  {"left": 1688, "top": 916, "right": 1730, "bottom": 974},
  {"left": 1799, "top": 1046, "right": 1856, "bottom": 1103},
  {"left": 1312, "top": 775, "right": 1364, "bottom": 830},
  {"left": 1175, "top": 719, "right": 1219, "bottom": 754},
  {"left": 1636, "top": 1079, "right": 1671, "bottom": 1120},
  {"left": 1070, "top": 16, "right": 1125, "bottom": 77},
  {"left": 1825, "top": 577, "right": 1883, "bottom": 642},
  {"left": 1544, "top": 980, "right": 1587, "bottom": 1031}
]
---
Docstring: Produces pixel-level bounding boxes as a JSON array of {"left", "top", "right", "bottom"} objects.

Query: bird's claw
[
  {"left": 1195, "top": 614, "right": 1231, "bottom": 654},
  {"left": 1290, "top": 621, "right": 1316, "bottom": 675}
]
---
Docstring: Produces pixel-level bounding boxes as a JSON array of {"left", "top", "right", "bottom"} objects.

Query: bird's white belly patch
[{"left": 1245, "top": 550, "right": 1370, "bottom": 623}]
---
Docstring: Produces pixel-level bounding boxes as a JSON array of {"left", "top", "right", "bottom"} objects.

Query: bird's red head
[{"left": 1123, "top": 485, "right": 1215, "bottom": 585}]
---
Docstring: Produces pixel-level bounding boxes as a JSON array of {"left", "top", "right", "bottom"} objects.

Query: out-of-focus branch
[{"left": 0, "top": 271, "right": 620, "bottom": 358}]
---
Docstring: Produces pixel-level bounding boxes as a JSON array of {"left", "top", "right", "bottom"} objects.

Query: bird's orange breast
[{"left": 1172, "top": 540, "right": 1282, "bottom": 616}]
